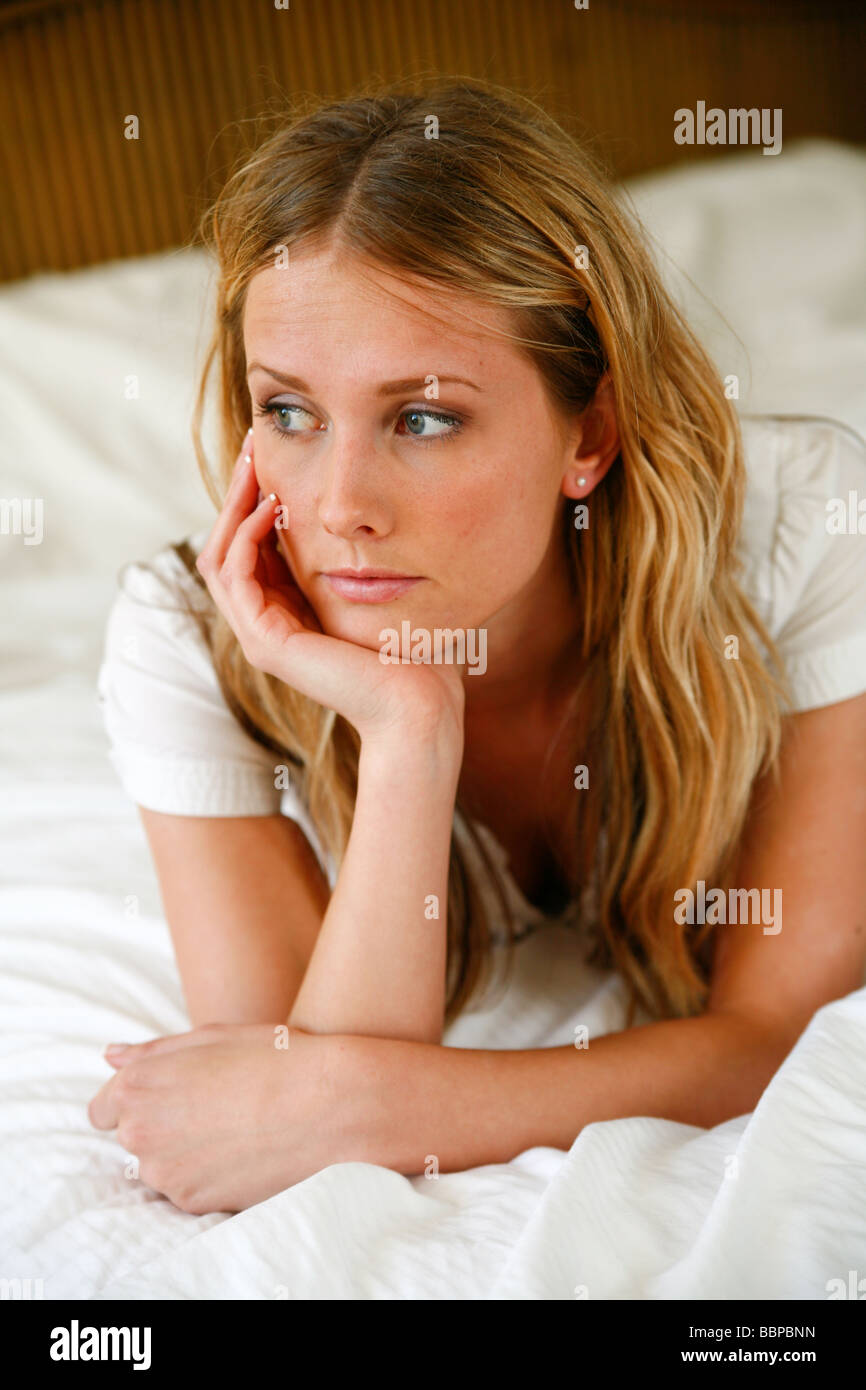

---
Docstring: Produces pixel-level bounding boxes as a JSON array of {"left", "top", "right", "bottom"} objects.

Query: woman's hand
[
  {"left": 195, "top": 431, "right": 465, "bottom": 750},
  {"left": 87, "top": 1024, "right": 377, "bottom": 1214}
]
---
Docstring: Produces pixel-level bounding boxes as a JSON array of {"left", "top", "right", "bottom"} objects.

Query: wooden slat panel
[{"left": 0, "top": 0, "right": 862, "bottom": 282}]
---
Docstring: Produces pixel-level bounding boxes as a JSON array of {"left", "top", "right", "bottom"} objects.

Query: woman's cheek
[
  {"left": 250, "top": 444, "right": 277, "bottom": 493},
  {"left": 433, "top": 476, "right": 496, "bottom": 545}
]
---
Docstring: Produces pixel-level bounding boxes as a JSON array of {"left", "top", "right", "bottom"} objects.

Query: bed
[{"left": 1, "top": 137, "right": 865, "bottom": 1300}]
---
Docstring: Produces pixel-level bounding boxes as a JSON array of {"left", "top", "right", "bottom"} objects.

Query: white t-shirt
[{"left": 96, "top": 414, "right": 866, "bottom": 942}]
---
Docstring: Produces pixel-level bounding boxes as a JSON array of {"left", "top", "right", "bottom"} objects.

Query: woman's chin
[
  {"left": 316, "top": 610, "right": 398, "bottom": 654},
  {"left": 317, "top": 605, "right": 429, "bottom": 658}
]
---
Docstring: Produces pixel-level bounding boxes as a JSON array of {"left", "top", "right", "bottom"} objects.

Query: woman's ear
[{"left": 562, "top": 372, "right": 620, "bottom": 501}]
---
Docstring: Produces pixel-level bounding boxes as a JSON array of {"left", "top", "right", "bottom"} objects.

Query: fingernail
[{"left": 105, "top": 1043, "right": 129, "bottom": 1054}]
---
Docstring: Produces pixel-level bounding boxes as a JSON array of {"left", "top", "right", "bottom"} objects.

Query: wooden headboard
[{"left": 1, "top": 0, "right": 862, "bottom": 282}]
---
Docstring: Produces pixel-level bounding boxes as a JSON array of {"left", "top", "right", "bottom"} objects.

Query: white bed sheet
[{"left": 1, "top": 138, "right": 865, "bottom": 1300}]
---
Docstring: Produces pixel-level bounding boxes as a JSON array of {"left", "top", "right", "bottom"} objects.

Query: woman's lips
[{"left": 321, "top": 574, "right": 424, "bottom": 603}]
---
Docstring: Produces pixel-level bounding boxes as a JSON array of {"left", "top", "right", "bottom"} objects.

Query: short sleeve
[
  {"left": 96, "top": 541, "right": 302, "bottom": 819},
  {"left": 739, "top": 416, "right": 866, "bottom": 713}
]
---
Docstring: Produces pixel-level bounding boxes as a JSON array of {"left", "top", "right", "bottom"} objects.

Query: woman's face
[{"left": 243, "top": 248, "right": 589, "bottom": 659}]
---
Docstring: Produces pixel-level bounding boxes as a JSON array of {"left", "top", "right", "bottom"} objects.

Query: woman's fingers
[
  {"left": 103, "top": 1025, "right": 242, "bottom": 1069},
  {"left": 193, "top": 429, "right": 323, "bottom": 658},
  {"left": 257, "top": 519, "right": 323, "bottom": 625},
  {"left": 222, "top": 492, "right": 297, "bottom": 632},
  {"left": 196, "top": 432, "right": 259, "bottom": 574},
  {"left": 192, "top": 435, "right": 399, "bottom": 727},
  {"left": 87, "top": 1074, "right": 122, "bottom": 1129}
]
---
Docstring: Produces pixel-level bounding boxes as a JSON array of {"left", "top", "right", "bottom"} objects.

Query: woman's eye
[
  {"left": 255, "top": 400, "right": 463, "bottom": 446},
  {"left": 258, "top": 402, "right": 317, "bottom": 436},
  {"left": 396, "top": 408, "right": 463, "bottom": 445}
]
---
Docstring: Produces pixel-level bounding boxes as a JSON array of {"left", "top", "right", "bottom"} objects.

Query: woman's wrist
[{"left": 359, "top": 714, "right": 464, "bottom": 783}]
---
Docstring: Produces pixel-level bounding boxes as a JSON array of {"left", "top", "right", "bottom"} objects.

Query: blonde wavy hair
[{"left": 185, "top": 75, "right": 793, "bottom": 1028}]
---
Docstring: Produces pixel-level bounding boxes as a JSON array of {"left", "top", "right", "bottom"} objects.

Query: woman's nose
[{"left": 315, "top": 447, "right": 392, "bottom": 537}]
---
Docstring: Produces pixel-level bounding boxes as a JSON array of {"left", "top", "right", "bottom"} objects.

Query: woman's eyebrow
[{"left": 246, "top": 363, "right": 481, "bottom": 395}]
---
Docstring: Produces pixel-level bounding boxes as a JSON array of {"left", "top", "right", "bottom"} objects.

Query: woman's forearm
[
  {"left": 288, "top": 728, "right": 462, "bottom": 1043},
  {"left": 353, "top": 1010, "right": 803, "bottom": 1173}
]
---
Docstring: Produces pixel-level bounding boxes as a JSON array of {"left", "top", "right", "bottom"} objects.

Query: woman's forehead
[{"left": 246, "top": 254, "right": 512, "bottom": 342}]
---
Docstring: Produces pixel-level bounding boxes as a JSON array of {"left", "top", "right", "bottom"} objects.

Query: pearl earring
[{"left": 577, "top": 476, "right": 587, "bottom": 487}]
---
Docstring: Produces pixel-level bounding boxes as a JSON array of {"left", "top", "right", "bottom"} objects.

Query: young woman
[{"left": 89, "top": 79, "right": 866, "bottom": 1215}]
